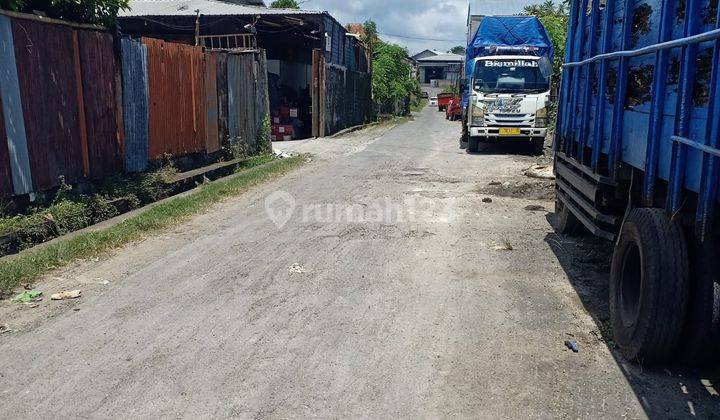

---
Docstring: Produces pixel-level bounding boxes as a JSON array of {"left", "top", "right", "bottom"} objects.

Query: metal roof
[
  {"left": 223, "top": 0, "right": 264, "bottom": 5},
  {"left": 416, "top": 53, "right": 464, "bottom": 63},
  {"left": 120, "top": 0, "right": 325, "bottom": 17}
]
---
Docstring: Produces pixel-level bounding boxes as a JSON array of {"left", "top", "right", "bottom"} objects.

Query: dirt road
[{"left": 0, "top": 105, "right": 718, "bottom": 418}]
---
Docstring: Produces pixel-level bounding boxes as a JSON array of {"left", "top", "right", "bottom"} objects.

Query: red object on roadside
[
  {"left": 271, "top": 124, "right": 294, "bottom": 136},
  {"left": 445, "top": 98, "right": 462, "bottom": 121},
  {"left": 436, "top": 93, "right": 454, "bottom": 111}
]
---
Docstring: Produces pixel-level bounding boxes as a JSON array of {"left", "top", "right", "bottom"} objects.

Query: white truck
[{"left": 461, "top": 16, "right": 554, "bottom": 155}]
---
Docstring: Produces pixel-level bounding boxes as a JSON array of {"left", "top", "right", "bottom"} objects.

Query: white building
[{"left": 411, "top": 50, "right": 464, "bottom": 86}]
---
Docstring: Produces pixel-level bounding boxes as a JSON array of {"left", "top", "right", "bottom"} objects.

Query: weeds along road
[{"left": 1, "top": 105, "right": 718, "bottom": 418}]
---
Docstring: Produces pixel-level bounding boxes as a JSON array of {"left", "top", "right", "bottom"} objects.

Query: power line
[{"left": 378, "top": 32, "right": 466, "bottom": 42}]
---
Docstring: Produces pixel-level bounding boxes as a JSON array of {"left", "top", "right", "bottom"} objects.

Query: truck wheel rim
[{"left": 620, "top": 243, "right": 642, "bottom": 328}]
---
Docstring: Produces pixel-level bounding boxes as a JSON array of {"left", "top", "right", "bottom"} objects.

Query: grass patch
[
  {"left": 0, "top": 162, "right": 180, "bottom": 256},
  {"left": 597, "top": 319, "right": 617, "bottom": 349},
  {"left": 0, "top": 155, "right": 306, "bottom": 293},
  {"left": 234, "top": 154, "right": 276, "bottom": 171},
  {"left": 411, "top": 98, "right": 428, "bottom": 113}
]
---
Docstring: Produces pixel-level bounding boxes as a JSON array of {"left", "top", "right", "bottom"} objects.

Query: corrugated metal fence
[
  {"left": 121, "top": 38, "right": 149, "bottom": 172},
  {"left": 227, "top": 52, "right": 269, "bottom": 155},
  {"left": 0, "top": 12, "right": 269, "bottom": 199},
  {"left": 143, "top": 37, "right": 207, "bottom": 160},
  {"left": 324, "top": 64, "right": 372, "bottom": 135},
  {"left": 0, "top": 14, "right": 124, "bottom": 194},
  {"left": 0, "top": 94, "right": 11, "bottom": 197},
  {"left": 78, "top": 30, "right": 125, "bottom": 180}
]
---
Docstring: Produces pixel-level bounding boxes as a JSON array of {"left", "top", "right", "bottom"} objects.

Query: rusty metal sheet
[
  {"left": 12, "top": 18, "right": 84, "bottom": 191},
  {"left": 0, "top": 96, "right": 13, "bottom": 197},
  {"left": 0, "top": 15, "right": 32, "bottom": 195},
  {"left": 72, "top": 30, "right": 90, "bottom": 178},
  {"left": 143, "top": 37, "right": 206, "bottom": 160},
  {"left": 204, "top": 52, "right": 220, "bottom": 153},
  {"left": 77, "top": 29, "right": 123, "bottom": 179},
  {"left": 216, "top": 53, "right": 229, "bottom": 148}
]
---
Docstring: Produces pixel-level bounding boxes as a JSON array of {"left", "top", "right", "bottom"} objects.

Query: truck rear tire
[
  {"left": 553, "top": 198, "right": 582, "bottom": 234},
  {"left": 468, "top": 137, "right": 479, "bottom": 153},
  {"left": 610, "top": 208, "right": 689, "bottom": 365},
  {"left": 676, "top": 242, "right": 720, "bottom": 366}
]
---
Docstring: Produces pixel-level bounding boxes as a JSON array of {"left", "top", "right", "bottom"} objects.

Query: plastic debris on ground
[
  {"left": 50, "top": 290, "right": 82, "bottom": 300},
  {"left": 289, "top": 263, "right": 307, "bottom": 274},
  {"left": 565, "top": 340, "right": 580, "bottom": 353},
  {"left": 524, "top": 164, "right": 555, "bottom": 180},
  {"left": 274, "top": 149, "right": 298, "bottom": 159},
  {"left": 11, "top": 290, "right": 43, "bottom": 303}
]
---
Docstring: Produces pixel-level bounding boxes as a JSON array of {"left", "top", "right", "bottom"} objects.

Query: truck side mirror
[{"left": 474, "top": 79, "right": 483, "bottom": 91}]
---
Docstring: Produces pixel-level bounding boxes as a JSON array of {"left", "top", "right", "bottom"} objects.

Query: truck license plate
[{"left": 499, "top": 127, "right": 521, "bottom": 135}]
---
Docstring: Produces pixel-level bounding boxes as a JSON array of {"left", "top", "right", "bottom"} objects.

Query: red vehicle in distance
[
  {"left": 436, "top": 93, "right": 454, "bottom": 112},
  {"left": 445, "top": 98, "right": 462, "bottom": 121}
]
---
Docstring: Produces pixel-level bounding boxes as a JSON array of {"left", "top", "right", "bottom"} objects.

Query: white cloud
[{"left": 300, "top": 0, "right": 541, "bottom": 54}]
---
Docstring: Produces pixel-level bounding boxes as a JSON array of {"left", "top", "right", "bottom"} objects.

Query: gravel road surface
[{"left": 0, "top": 105, "right": 718, "bottom": 418}]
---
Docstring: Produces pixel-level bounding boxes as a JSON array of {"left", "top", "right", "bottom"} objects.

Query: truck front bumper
[{"left": 470, "top": 126, "right": 547, "bottom": 139}]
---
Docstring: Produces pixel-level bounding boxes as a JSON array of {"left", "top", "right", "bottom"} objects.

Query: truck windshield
[{"left": 474, "top": 59, "right": 549, "bottom": 94}]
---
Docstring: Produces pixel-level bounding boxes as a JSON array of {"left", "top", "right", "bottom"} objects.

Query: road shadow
[
  {"left": 464, "top": 141, "right": 545, "bottom": 156},
  {"left": 543, "top": 213, "right": 720, "bottom": 418}
]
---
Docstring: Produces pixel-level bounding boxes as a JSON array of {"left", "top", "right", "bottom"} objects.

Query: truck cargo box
[{"left": 554, "top": 0, "right": 720, "bottom": 366}]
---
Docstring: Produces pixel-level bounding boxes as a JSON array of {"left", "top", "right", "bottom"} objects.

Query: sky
[{"left": 299, "top": 0, "right": 541, "bottom": 55}]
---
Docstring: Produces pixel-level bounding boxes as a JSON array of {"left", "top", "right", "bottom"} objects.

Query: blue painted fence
[
  {"left": 0, "top": 15, "right": 32, "bottom": 195},
  {"left": 121, "top": 38, "right": 149, "bottom": 173}
]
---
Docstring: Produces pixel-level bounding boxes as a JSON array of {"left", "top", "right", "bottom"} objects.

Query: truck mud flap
[{"left": 555, "top": 152, "right": 618, "bottom": 241}]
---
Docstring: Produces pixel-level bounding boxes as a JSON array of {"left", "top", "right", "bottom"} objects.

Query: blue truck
[
  {"left": 461, "top": 16, "right": 554, "bottom": 154},
  {"left": 555, "top": 0, "right": 720, "bottom": 364}
]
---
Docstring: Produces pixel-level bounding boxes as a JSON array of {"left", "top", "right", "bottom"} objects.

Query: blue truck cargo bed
[
  {"left": 553, "top": 0, "right": 720, "bottom": 365},
  {"left": 556, "top": 0, "right": 720, "bottom": 237}
]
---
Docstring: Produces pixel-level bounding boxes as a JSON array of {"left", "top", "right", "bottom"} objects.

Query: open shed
[{"left": 119, "top": 0, "right": 371, "bottom": 139}]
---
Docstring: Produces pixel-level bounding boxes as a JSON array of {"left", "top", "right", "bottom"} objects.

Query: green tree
[
  {"left": 356, "top": 20, "right": 418, "bottom": 115},
  {"left": 2, "top": 0, "right": 129, "bottom": 26},
  {"left": 372, "top": 42, "right": 420, "bottom": 114},
  {"left": 361, "top": 20, "right": 379, "bottom": 53},
  {"left": 0, "top": 0, "right": 23, "bottom": 12},
  {"left": 270, "top": 0, "right": 299, "bottom": 9},
  {"left": 523, "top": 0, "right": 569, "bottom": 75},
  {"left": 450, "top": 46, "right": 466, "bottom": 55}
]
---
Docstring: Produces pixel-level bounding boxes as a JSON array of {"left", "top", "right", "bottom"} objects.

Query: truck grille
[{"left": 485, "top": 113, "right": 534, "bottom": 127}]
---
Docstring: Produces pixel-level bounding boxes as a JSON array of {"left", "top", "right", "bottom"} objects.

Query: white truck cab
[{"left": 466, "top": 55, "right": 551, "bottom": 154}]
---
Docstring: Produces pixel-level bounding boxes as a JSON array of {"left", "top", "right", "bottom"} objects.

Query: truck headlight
[
  {"left": 535, "top": 107, "right": 548, "bottom": 128},
  {"left": 472, "top": 104, "right": 484, "bottom": 125}
]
